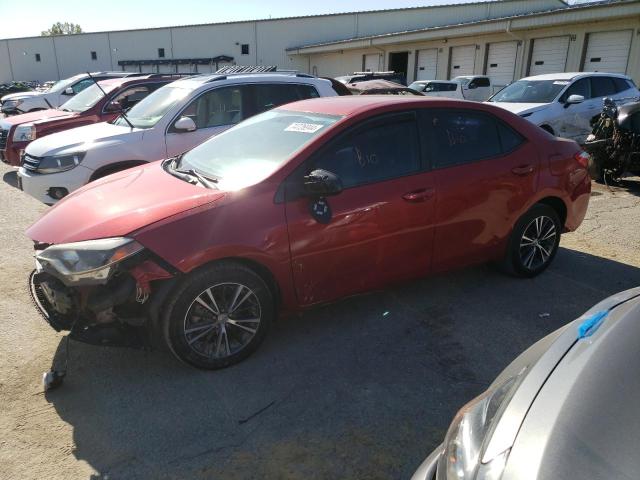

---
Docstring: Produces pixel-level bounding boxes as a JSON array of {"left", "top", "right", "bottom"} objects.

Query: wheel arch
[
  {"left": 536, "top": 196, "right": 567, "bottom": 228},
  {"left": 89, "top": 160, "right": 148, "bottom": 181}
]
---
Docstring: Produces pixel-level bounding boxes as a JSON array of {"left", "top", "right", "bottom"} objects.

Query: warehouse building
[{"left": 1, "top": 0, "right": 639, "bottom": 86}]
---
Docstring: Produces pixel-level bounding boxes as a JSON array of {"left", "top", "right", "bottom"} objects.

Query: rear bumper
[
  {"left": 564, "top": 170, "right": 591, "bottom": 232},
  {"left": 411, "top": 443, "right": 442, "bottom": 480}
]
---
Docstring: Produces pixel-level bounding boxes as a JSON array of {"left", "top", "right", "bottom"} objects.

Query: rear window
[{"left": 591, "top": 77, "right": 617, "bottom": 98}]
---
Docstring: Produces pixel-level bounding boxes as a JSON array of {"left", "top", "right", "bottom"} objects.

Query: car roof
[
  {"left": 171, "top": 72, "right": 325, "bottom": 90},
  {"left": 278, "top": 95, "right": 476, "bottom": 117},
  {"left": 97, "top": 75, "right": 184, "bottom": 88},
  {"left": 521, "top": 71, "right": 632, "bottom": 81}
]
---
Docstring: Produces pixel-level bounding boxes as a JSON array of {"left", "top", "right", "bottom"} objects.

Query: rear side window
[
  {"left": 591, "top": 77, "right": 617, "bottom": 98},
  {"left": 613, "top": 77, "right": 632, "bottom": 93},
  {"left": 311, "top": 114, "right": 420, "bottom": 188},
  {"left": 497, "top": 123, "right": 524, "bottom": 153},
  {"left": 424, "top": 110, "right": 506, "bottom": 168},
  {"left": 252, "top": 83, "right": 319, "bottom": 115}
]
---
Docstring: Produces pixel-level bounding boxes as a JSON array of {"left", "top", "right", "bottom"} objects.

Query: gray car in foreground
[{"left": 413, "top": 287, "right": 640, "bottom": 480}]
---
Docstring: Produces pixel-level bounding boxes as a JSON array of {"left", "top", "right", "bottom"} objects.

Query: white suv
[
  {"left": 487, "top": 72, "right": 640, "bottom": 142},
  {"left": 18, "top": 73, "right": 338, "bottom": 204},
  {"left": 1, "top": 72, "right": 129, "bottom": 115}
]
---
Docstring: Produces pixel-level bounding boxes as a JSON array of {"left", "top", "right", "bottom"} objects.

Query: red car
[
  {"left": 27, "top": 96, "right": 590, "bottom": 369},
  {"left": 0, "top": 74, "right": 183, "bottom": 166}
]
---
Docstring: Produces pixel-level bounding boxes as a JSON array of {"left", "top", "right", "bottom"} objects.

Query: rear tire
[
  {"left": 502, "top": 204, "right": 561, "bottom": 278},
  {"left": 162, "top": 261, "right": 274, "bottom": 370}
]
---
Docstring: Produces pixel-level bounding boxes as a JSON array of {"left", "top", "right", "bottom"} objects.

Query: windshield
[
  {"left": 59, "top": 83, "right": 111, "bottom": 112},
  {"left": 179, "top": 110, "right": 342, "bottom": 191},
  {"left": 408, "top": 82, "right": 426, "bottom": 92},
  {"left": 489, "top": 80, "right": 567, "bottom": 103},
  {"left": 113, "top": 85, "right": 190, "bottom": 129},
  {"left": 47, "top": 77, "right": 78, "bottom": 93}
]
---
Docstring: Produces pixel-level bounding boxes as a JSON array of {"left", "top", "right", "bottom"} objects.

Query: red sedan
[{"left": 27, "top": 96, "right": 590, "bottom": 369}]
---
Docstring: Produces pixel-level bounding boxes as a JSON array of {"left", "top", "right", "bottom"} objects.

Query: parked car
[
  {"left": 488, "top": 72, "right": 640, "bottom": 142},
  {"left": 0, "top": 74, "right": 182, "bottom": 166},
  {"left": 412, "top": 286, "right": 640, "bottom": 480},
  {"left": 408, "top": 80, "right": 464, "bottom": 99},
  {"left": 451, "top": 75, "right": 495, "bottom": 101},
  {"left": 348, "top": 79, "right": 423, "bottom": 96},
  {"left": 0, "top": 72, "right": 131, "bottom": 115},
  {"left": 27, "top": 96, "right": 590, "bottom": 370},
  {"left": 18, "top": 72, "right": 338, "bottom": 204},
  {"left": 335, "top": 71, "right": 407, "bottom": 86}
]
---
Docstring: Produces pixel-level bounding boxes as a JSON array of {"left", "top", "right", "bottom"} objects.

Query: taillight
[{"left": 574, "top": 150, "right": 590, "bottom": 169}]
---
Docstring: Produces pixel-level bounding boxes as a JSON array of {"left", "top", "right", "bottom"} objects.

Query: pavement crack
[{"left": 238, "top": 400, "right": 276, "bottom": 425}]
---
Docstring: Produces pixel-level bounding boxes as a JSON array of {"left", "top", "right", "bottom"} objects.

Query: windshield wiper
[{"left": 165, "top": 158, "right": 218, "bottom": 189}]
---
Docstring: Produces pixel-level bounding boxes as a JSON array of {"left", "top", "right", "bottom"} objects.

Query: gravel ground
[{"left": 0, "top": 163, "right": 638, "bottom": 480}]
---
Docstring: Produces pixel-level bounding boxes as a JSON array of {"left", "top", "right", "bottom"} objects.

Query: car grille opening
[
  {"left": 22, "top": 153, "right": 42, "bottom": 171},
  {"left": 0, "top": 129, "right": 7, "bottom": 150}
]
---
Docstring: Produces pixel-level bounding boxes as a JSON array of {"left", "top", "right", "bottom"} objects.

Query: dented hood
[{"left": 27, "top": 161, "right": 225, "bottom": 245}]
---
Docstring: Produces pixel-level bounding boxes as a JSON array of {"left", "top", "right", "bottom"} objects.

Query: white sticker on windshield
[
  {"left": 285, "top": 122, "right": 324, "bottom": 133},
  {"left": 553, "top": 81, "right": 570, "bottom": 85}
]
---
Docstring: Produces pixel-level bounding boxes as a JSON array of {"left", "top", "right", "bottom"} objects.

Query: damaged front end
[{"left": 29, "top": 237, "right": 175, "bottom": 349}]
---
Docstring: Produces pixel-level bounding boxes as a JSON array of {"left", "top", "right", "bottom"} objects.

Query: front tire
[
  {"left": 162, "top": 261, "right": 274, "bottom": 369},
  {"left": 503, "top": 204, "right": 561, "bottom": 277}
]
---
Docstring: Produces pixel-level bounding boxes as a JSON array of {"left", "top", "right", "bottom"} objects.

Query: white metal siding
[
  {"left": 363, "top": 53, "right": 380, "bottom": 72},
  {"left": 449, "top": 45, "right": 476, "bottom": 78},
  {"left": 583, "top": 30, "right": 633, "bottom": 74},
  {"left": 529, "top": 36, "right": 570, "bottom": 76},
  {"left": 486, "top": 41, "right": 517, "bottom": 87},
  {"left": 416, "top": 48, "right": 438, "bottom": 80}
]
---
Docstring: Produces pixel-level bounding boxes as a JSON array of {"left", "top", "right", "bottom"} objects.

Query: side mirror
[
  {"left": 105, "top": 100, "right": 123, "bottom": 112},
  {"left": 303, "top": 169, "right": 343, "bottom": 197},
  {"left": 64, "top": 87, "right": 75, "bottom": 95},
  {"left": 173, "top": 116, "right": 197, "bottom": 132},
  {"left": 467, "top": 83, "right": 478, "bottom": 90},
  {"left": 565, "top": 94, "right": 585, "bottom": 106}
]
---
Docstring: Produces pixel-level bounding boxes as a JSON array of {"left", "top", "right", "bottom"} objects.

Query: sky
[{"left": 0, "top": 0, "right": 599, "bottom": 39}]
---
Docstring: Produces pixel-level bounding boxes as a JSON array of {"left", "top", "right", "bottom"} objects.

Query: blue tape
[{"left": 578, "top": 310, "right": 608, "bottom": 339}]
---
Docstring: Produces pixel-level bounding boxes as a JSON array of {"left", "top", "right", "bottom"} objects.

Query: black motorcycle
[{"left": 584, "top": 97, "right": 640, "bottom": 183}]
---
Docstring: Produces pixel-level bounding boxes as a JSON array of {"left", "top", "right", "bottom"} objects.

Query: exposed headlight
[
  {"left": 36, "top": 151, "right": 85, "bottom": 174},
  {"left": 437, "top": 368, "right": 527, "bottom": 480},
  {"left": 2, "top": 99, "right": 23, "bottom": 108},
  {"left": 36, "top": 237, "right": 144, "bottom": 286},
  {"left": 13, "top": 123, "right": 36, "bottom": 142}
]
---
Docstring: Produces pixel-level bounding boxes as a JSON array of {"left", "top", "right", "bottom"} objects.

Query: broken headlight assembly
[
  {"left": 437, "top": 368, "right": 528, "bottom": 480},
  {"left": 36, "top": 237, "right": 144, "bottom": 286}
]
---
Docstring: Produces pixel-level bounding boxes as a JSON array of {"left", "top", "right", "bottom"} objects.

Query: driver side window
[
  {"left": 561, "top": 78, "right": 591, "bottom": 101},
  {"left": 310, "top": 113, "right": 420, "bottom": 189},
  {"left": 178, "top": 86, "right": 245, "bottom": 130}
]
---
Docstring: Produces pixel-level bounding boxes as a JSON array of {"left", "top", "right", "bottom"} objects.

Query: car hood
[
  {"left": 1, "top": 91, "right": 43, "bottom": 101},
  {"left": 0, "top": 108, "right": 74, "bottom": 127},
  {"left": 487, "top": 102, "right": 548, "bottom": 115},
  {"left": 25, "top": 122, "right": 142, "bottom": 157},
  {"left": 26, "top": 161, "right": 226, "bottom": 245}
]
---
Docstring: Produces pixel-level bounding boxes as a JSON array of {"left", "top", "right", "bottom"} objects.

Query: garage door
[
  {"left": 529, "top": 36, "right": 570, "bottom": 76},
  {"left": 583, "top": 30, "right": 633, "bottom": 74},
  {"left": 416, "top": 48, "right": 438, "bottom": 80},
  {"left": 449, "top": 45, "right": 476, "bottom": 78},
  {"left": 486, "top": 41, "right": 517, "bottom": 88},
  {"left": 363, "top": 53, "right": 380, "bottom": 72}
]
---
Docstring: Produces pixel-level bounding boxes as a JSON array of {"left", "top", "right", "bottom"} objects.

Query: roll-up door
[
  {"left": 529, "top": 36, "right": 570, "bottom": 76},
  {"left": 416, "top": 48, "right": 438, "bottom": 80},
  {"left": 486, "top": 41, "right": 517, "bottom": 88},
  {"left": 583, "top": 30, "right": 633, "bottom": 74},
  {"left": 363, "top": 53, "right": 380, "bottom": 72},
  {"left": 449, "top": 45, "right": 476, "bottom": 78}
]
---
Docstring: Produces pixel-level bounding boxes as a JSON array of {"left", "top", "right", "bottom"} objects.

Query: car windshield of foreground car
[
  {"left": 113, "top": 85, "right": 190, "bottom": 129},
  {"left": 59, "top": 83, "right": 111, "bottom": 112},
  {"left": 179, "top": 110, "right": 342, "bottom": 191},
  {"left": 489, "top": 79, "right": 567, "bottom": 103}
]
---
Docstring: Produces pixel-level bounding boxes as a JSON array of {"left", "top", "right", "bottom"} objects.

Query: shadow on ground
[
  {"left": 45, "top": 248, "right": 640, "bottom": 480},
  {"left": 3, "top": 169, "right": 20, "bottom": 189}
]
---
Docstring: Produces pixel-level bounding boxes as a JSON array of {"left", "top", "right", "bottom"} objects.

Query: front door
[
  {"left": 285, "top": 112, "right": 437, "bottom": 306},
  {"left": 556, "top": 78, "right": 597, "bottom": 141},
  {"left": 420, "top": 108, "right": 540, "bottom": 271},
  {"left": 165, "top": 85, "right": 247, "bottom": 158}
]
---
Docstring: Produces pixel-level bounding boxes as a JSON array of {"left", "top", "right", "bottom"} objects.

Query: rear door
[
  {"left": 421, "top": 109, "right": 538, "bottom": 271},
  {"left": 284, "top": 111, "right": 437, "bottom": 306}
]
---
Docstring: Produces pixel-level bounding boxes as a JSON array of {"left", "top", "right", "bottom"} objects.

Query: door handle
[
  {"left": 402, "top": 188, "right": 435, "bottom": 203},
  {"left": 511, "top": 164, "right": 534, "bottom": 176}
]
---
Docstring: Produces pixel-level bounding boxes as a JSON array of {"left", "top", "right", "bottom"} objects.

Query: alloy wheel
[
  {"left": 183, "top": 282, "right": 262, "bottom": 359},
  {"left": 519, "top": 215, "right": 557, "bottom": 271}
]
